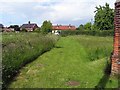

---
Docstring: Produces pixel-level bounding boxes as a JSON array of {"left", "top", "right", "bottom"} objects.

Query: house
[
  {"left": 20, "top": 21, "right": 38, "bottom": 32},
  {"left": 0, "top": 24, "right": 4, "bottom": 32},
  {"left": 52, "top": 24, "right": 76, "bottom": 35},
  {"left": 9, "top": 25, "right": 20, "bottom": 32},
  {"left": 3, "top": 27, "right": 14, "bottom": 32}
]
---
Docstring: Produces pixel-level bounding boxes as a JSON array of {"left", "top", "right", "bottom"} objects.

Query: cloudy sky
[{"left": 0, "top": 0, "right": 115, "bottom": 27}]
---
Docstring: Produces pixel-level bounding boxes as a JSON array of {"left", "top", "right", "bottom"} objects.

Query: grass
[
  {"left": 8, "top": 35, "right": 118, "bottom": 88},
  {"left": 2, "top": 32, "right": 58, "bottom": 88}
]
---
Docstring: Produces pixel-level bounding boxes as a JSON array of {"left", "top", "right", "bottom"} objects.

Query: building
[
  {"left": 52, "top": 24, "right": 76, "bottom": 35},
  {"left": 52, "top": 24, "right": 76, "bottom": 30},
  {"left": 9, "top": 25, "right": 20, "bottom": 32},
  {"left": 20, "top": 21, "right": 38, "bottom": 32},
  {"left": 111, "top": 0, "right": 120, "bottom": 75},
  {"left": 3, "top": 27, "right": 14, "bottom": 32}
]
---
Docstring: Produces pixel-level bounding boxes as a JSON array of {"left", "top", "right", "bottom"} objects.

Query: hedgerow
[{"left": 60, "top": 30, "right": 114, "bottom": 37}]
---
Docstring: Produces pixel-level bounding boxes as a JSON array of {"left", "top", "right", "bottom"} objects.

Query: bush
[
  {"left": 60, "top": 30, "right": 114, "bottom": 37},
  {"left": 2, "top": 32, "right": 58, "bottom": 88}
]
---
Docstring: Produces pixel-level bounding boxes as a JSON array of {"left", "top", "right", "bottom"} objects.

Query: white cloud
[{"left": 0, "top": 0, "right": 116, "bottom": 26}]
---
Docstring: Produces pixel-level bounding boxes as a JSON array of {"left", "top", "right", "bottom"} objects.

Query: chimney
[
  {"left": 28, "top": 21, "right": 30, "bottom": 24},
  {"left": 111, "top": 0, "right": 120, "bottom": 75}
]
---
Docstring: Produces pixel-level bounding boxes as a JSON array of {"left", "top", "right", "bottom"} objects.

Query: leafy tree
[
  {"left": 78, "top": 24, "right": 84, "bottom": 30},
  {"left": 94, "top": 3, "right": 114, "bottom": 30},
  {"left": 9, "top": 25, "right": 20, "bottom": 31},
  {"left": 84, "top": 22, "right": 92, "bottom": 30},
  {"left": 41, "top": 20, "right": 52, "bottom": 34}
]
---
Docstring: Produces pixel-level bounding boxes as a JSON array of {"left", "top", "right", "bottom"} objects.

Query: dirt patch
[{"left": 66, "top": 81, "right": 80, "bottom": 86}]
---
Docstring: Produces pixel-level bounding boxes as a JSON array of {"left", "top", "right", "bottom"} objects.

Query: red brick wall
[{"left": 111, "top": 2, "right": 120, "bottom": 75}]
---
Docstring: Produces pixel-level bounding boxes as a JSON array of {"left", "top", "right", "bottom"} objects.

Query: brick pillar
[{"left": 111, "top": 0, "right": 120, "bottom": 75}]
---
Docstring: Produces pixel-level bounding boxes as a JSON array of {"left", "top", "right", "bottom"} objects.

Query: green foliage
[
  {"left": 76, "top": 36, "right": 112, "bottom": 61},
  {"left": 77, "top": 24, "right": 84, "bottom": 30},
  {"left": 34, "top": 28, "right": 41, "bottom": 33},
  {"left": 60, "top": 30, "right": 114, "bottom": 37},
  {"left": 41, "top": 20, "right": 52, "bottom": 34},
  {"left": 84, "top": 22, "right": 92, "bottom": 30},
  {"left": 2, "top": 32, "right": 58, "bottom": 88},
  {"left": 94, "top": 3, "right": 114, "bottom": 30}
]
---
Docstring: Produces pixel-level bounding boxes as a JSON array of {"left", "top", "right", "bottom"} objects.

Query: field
[
  {"left": 2, "top": 32, "right": 58, "bottom": 88},
  {"left": 7, "top": 35, "right": 118, "bottom": 88}
]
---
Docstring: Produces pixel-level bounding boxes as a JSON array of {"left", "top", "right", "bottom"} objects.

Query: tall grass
[
  {"left": 8, "top": 35, "right": 117, "bottom": 88},
  {"left": 2, "top": 32, "right": 58, "bottom": 88},
  {"left": 76, "top": 35, "right": 113, "bottom": 61}
]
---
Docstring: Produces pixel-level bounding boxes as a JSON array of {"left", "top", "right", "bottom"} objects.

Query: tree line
[
  {"left": 41, "top": 3, "right": 114, "bottom": 34},
  {"left": 77, "top": 3, "right": 114, "bottom": 31},
  {"left": 9, "top": 3, "right": 114, "bottom": 34}
]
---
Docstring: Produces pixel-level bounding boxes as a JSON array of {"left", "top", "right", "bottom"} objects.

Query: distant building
[
  {"left": 9, "top": 25, "right": 20, "bottom": 32},
  {"left": 20, "top": 21, "right": 38, "bottom": 32},
  {"left": 52, "top": 24, "right": 76, "bottom": 35},
  {"left": 3, "top": 27, "right": 14, "bottom": 32},
  {"left": 0, "top": 24, "right": 4, "bottom": 32}
]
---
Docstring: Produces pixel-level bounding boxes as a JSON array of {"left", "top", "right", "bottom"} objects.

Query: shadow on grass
[{"left": 94, "top": 61, "right": 111, "bottom": 90}]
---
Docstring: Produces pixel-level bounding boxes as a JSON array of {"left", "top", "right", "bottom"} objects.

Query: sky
[{"left": 0, "top": 0, "right": 116, "bottom": 27}]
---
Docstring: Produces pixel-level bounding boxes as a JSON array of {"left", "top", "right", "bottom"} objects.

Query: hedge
[{"left": 60, "top": 30, "right": 114, "bottom": 37}]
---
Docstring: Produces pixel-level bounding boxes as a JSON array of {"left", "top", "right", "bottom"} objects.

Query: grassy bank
[
  {"left": 2, "top": 32, "right": 58, "bottom": 88},
  {"left": 9, "top": 35, "right": 118, "bottom": 88}
]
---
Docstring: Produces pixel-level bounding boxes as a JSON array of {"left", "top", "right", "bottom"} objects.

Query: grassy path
[{"left": 9, "top": 35, "right": 118, "bottom": 88}]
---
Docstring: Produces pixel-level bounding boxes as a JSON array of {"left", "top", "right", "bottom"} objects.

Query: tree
[
  {"left": 94, "top": 3, "right": 114, "bottom": 30},
  {"left": 41, "top": 20, "right": 52, "bottom": 34},
  {"left": 9, "top": 25, "right": 20, "bottom": 31},
  {"left": 77, "top": 24, "right": 84, "bottom": 30},
  {"left": 84, "top": 22, "right": 92, "bottom": 30}
]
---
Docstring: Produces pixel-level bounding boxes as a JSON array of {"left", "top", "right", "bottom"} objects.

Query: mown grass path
[{"left": 9, "top": 35, "right": 118, "bottom": 88}]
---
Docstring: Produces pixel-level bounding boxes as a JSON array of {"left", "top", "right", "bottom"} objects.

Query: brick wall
[{"left": 111, "top": 1, "right": 120, "bottom": 75}]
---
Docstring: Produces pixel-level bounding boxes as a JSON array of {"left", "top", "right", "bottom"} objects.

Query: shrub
[
  {"left": 60, "top": 30, "right": 114, "bottom": 37},
  {"left": 2, "top": 32, "right": 58, "bottom": 88}
]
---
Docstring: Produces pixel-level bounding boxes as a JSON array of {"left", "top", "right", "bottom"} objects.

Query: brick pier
[{"left": 111, "top": 0, "right": 120, "bottom": 75}]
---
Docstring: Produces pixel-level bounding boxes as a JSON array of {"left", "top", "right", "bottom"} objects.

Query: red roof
[{"left": 52, "top": 25, "right": 76, "bottom": 30}]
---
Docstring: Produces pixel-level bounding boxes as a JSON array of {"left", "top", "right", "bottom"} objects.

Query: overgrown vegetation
[
  {"left": 9, "top": 35, "right": 118, "bottom": 88},
  {"left": 2, "top": 32, "right": 58, "bottom": 88},
  {"left": 41, "top": 20, "right": 52, "bottom": 34},
  {"left": 76, "top": 35, "right": 113, "bottom": 61}
]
